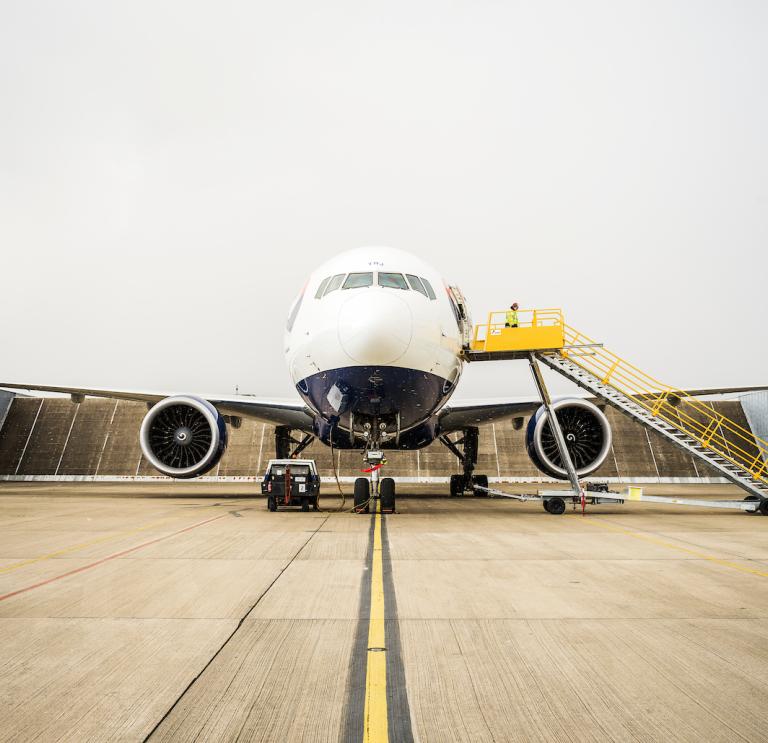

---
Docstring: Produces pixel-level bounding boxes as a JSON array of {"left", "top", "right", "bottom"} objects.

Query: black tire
[
  {"left": 472, "top": 474, "right": 489, "bottom": 495},
  {"left": 301, "top": 497, "right": 309, "bottom": 512},
  {"left": 450, "top": 474, "right": 462, "bottom": 496},
  {"left": 543, "top": 499, "right": 552, "bottom": 513},
  {"left": 759, "top": 499, "right": 768, "bottom": 517},
  {"left": 547, "top": 497, "right": 566, "bottom": 515},
  {"left": 380, "top": 477, "right": 396, "bottom": 512},
  {"left": 354, "top": 477, "right": 370, "bottom": 514},
  {"left": 267, "top": 495, "right": 277, "bottom": 512}
]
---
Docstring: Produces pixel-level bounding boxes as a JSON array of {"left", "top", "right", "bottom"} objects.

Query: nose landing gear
[
  {"left": 353, "top": 476, "right": 370, "bottom": 513},
  {"left": 354, "top": 448, "right": 396, "bottom": 514},
  {"left": 379, "top": 476, "right": 396, "bottom": 513}
]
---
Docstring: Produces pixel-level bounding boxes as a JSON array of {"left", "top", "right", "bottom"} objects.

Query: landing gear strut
[
  {"left": 440, "top": 427, "right": 489, "bottom": 495},
  {"left": 354, "top": 448, "right": 396, "bottom": 514},
  {"left": 275, "top": 426, "right": 314, "bottom": 459}
]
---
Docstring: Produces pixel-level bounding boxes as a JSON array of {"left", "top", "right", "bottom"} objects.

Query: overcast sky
[{"left": 1, "top": 1, "right": 766, "bottom": 401}]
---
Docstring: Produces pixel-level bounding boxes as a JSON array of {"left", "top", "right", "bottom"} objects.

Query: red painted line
[{"left": 0, "top": 512, "right": 228, "bottom": 603}]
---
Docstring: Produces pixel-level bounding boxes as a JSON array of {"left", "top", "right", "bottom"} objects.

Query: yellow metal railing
[
  {"left": 559, "top": 324, "right": 768, "bottom": 484},
  {"left": 471, "top": 308, "right": 565, "bottom": 352}
]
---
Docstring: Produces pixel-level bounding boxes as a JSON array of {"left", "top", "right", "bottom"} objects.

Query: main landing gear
[
  {"left": 440, "top": 427, "right": 490, "bottom": 496},
  {"left": 275, "top": 426, "right": 314, "bottom": 459}
]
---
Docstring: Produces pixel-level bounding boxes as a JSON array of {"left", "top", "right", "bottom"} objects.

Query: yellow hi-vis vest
[{"left": 506, "top": 310, "right": 518, "bottom": 325}]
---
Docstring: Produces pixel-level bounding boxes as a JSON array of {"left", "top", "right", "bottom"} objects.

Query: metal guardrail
[
  {"left": 469, "top": 308, "right": 767, "bottom": 488},
  {"left": 470, "top": 308, "right": 565, "bottom": 352},
  {"left": 560, "top": 324, "right": 768, "bottom": 484}
]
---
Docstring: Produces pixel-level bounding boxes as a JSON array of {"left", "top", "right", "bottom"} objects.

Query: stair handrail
[{"left": 559, "top": 324, "right": 768, "bottom": 482}]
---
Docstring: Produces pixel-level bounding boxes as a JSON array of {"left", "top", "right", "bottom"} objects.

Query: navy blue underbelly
[{"left": 296, "top": 365, "right": 451, "bottom": 446}]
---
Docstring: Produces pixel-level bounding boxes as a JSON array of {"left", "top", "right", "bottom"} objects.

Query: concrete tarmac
[{"left": 0, "top": 483, "right": 767, "bottom": 742}]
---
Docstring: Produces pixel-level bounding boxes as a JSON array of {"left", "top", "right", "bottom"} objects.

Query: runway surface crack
[{"left": 141, "top": 511, "right": 332, "bottom": 742}]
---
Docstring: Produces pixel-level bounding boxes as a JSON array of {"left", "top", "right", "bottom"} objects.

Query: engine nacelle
[
  {"left": 526, "top": 398, "right": 612, "bottom": 480},
  {"left": 139, "top": 396, "right": 227, "bottom": 478}
]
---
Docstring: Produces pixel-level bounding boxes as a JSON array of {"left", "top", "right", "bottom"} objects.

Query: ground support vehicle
[{"left": 262, "top": 459, "right": 320, "bottom": 512}]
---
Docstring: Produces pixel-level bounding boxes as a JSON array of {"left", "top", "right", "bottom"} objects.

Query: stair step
[{"left": 542, "top": 357, "right": 767, "bottom": 499}]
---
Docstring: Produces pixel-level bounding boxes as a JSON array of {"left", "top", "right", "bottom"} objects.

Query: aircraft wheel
[
  {"left": 450, "top": 474, "right": 463, "bottom": 496},
  {"left": 380, "top": 477, "right": 396, "bottom": 512},
  {"left": 472, "top": 474, "right": 489, "bottom": 495},
  {"left": 267, "top": 495, "right": 277, "bottom": 512},
  {"left": 354, "top": 477, "right": 370, "bottom": 514},
  {"left": 543, "top": 499, "right": 552, "bottom": 514},
  {"left": 547, "top": 497, "right": 566, "bottom": 515}
]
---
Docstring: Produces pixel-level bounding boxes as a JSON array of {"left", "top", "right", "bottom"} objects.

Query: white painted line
[
  {"left": 54, "top": 403, "right": 80, "bottom": 475},
  {"left": 0, "top": 474, "right": 733, "bottom": 484},
  {"left": 710, "top": 400, "right": 733, "bottom": 459},
  {"left": 610, "top": 443, "right": 621, "bottom": 479},
  {"left": 94, "top": 400, "right": 119, "bottom": 477},
  {"left": 491, "top": 423, "right": 501, "bottom": 479},
  {"left": 14, "top": 399, "right": 44, "bottom": 476},
  {"left": 644, "top": 427, "right": 661, "bottom": 480},
  {"left": 691, "top": 452, "right": 700, "bottom": 478},
  {"left": 256, "top": 423, "right": 265, "bottom": 473}
]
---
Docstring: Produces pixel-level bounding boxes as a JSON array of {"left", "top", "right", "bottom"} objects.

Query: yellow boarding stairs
[{"left": 468, "top": 309, "right": 768, "bottom": 507}]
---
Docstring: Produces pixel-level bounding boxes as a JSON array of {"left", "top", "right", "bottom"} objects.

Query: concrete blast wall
[{"left": 0, "top": 396, "right": 759, "bottom": 482}]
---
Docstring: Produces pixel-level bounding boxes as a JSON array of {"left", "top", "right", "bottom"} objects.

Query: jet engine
[
  {"left": 526, "top": 398, "right": 612, "bottom": 479},
  {"left": 139, "top": 396, "right": 227, "bottom": 478}
]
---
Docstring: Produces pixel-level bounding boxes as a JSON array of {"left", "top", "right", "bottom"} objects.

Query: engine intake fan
[
  {"left": 139, "top": 396, "right": 227, "bottom": 478},
  {"left": 526, "top": 398, "right": 612, "bottom": 480}
]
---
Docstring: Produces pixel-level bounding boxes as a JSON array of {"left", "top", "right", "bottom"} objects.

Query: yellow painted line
[
  {"left": 583, "top": 517, "right": 768, "bottom": 578},
  {"left": 363, "top": 498, "right": 388, "bottom": 743},
  {"left": 0, "top": 512, "right": 201, "bottom": 576}
]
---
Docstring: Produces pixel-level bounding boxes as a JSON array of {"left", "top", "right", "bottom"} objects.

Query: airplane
[{"left": 2, "top": 246, "right": 763, "bottom": 511}]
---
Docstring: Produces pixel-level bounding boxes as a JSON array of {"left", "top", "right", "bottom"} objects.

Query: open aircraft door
[{"left": 447, "top": 285, "right": 473, "bottom": 349}]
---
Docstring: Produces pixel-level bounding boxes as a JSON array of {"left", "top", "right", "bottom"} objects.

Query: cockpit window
[
  {"left": 323, "top": 274, "right": 345, "bottom": 296},
  {"left": 421, "top": 277, "right": 437, "bottom": 300},
  {"left": 342, "top": 272, "right": 373, "bottom": 289},
  {"left": 406, "top": 274, "right": 427, "bottom": 297},
  {"left": 287, "top": 289, "right": 304, "bottom": 331},
  {"left": 378, "top": 272, "right": 408, "bottom": 290},
  {"left": 314, "top": 276, "right": 330, "bottom": 299}
]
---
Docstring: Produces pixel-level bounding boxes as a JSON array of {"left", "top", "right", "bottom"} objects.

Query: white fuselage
[{"left": 284, "top": 247, "right": 466, "bottom": 448}]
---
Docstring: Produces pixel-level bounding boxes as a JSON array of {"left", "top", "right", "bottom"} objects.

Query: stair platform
[{"left": 465, "top": 308, "right": 768, "bottom": 506}]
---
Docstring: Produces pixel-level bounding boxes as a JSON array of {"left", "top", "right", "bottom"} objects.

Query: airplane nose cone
[{"left": 338, "top": 291, "right": 413, "bottom": 365}]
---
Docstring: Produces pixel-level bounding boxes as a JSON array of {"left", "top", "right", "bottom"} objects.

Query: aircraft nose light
[{"left": 338, "top": 292, "right": 413, "bottom": 364}]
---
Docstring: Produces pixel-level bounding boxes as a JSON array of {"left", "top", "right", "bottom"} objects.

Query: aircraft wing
[
  {"left": 439, "top": 384, "right": 768, "bottom": 432},
  {"left": 438, "top": 397, "right": 541, "bottom": 430},
  {"left": 0, "top": 382, "right": 314, "bottom": 431}
]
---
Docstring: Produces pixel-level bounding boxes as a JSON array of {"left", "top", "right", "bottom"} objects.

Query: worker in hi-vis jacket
[{"left": 505, "top": 303, "right": 519, "bottom": 328}]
